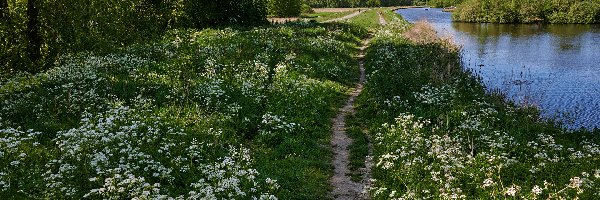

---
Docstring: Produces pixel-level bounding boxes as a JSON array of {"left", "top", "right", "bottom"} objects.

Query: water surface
[{"left": 396, "top": 8, "right": 600, "bottom": 129}]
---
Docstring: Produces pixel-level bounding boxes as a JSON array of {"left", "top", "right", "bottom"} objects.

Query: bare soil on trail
[
  {"left": 329, "top": 12, "right": 388, "bottom": 200},
  {"left": 329, "top": 38, "right": 371, "bottom": 200},
  {"left": 378, "top": 12, "right": 388, "bottom": 25}
]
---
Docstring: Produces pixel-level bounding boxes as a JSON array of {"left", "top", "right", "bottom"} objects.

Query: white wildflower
[
  {"left": 531, "top": 185, "right": 542, "bottom": 195},
  {"left": 568, "top": 177, "right": 582, "bottom": 188},
  {"left": 504, "top": 185, "right": 520, "bottom": 196},
  {"left": 482, "top": 178, "right": 494, "bottom": 188}
]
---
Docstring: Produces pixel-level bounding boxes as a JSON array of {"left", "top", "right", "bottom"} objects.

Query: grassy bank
[
  {"left": 0, "top": 23, "right": 368, "bottom": 199},
  {"left": 355, "top": 10, "right": 600, "bottom": 199},
  {"left": 346, "top": 8, "right": 399, "bottom": 29}
]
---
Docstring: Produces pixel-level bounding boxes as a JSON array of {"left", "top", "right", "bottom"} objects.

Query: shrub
[
  {"left": 267, "top": 0, "right": 301, "bottom": 17},
  {"left": 567, "top": 1, "right": 599, "bottom": 24},
  {"left": 453, "top": 0, "right": 600, "bottom": 23}
]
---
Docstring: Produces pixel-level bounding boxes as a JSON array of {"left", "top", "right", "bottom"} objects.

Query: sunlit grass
[{"left": 301, "top": 10, "right": 356, "bottom": 22}]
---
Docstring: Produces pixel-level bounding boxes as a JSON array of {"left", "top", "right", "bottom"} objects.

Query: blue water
[{"left": 397, "top": 8, "right": 600, "bottom": 129}]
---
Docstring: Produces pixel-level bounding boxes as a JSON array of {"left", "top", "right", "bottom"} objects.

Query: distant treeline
[
  {"left": 426, "top": 0, "right": 464, "bottom": 7},
  {"left": 453, "top": 0, "right": 600, "bottom": 24}
]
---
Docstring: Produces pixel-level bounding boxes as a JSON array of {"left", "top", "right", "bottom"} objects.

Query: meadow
[
  {"left": 0, "top": 22, "right": 368, "bottom": 199},
  {"left": 2, "top": 6, "right": 600, "bottom": 199}
]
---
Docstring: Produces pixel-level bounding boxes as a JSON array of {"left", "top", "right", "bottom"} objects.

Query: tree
[
  {"left": 1, "top": 0, "right": 7, "bottom": 19},
  {"left": 27, "top": 0, "right": 41, "bottom": 64},
  {"left": 367, "top": 0, "right": 381, "bottom": 7},
  {"left": 184, "top": 0, "right": 266, "bottom": 27},
  {"left": 268, "top": 0, "right": 301, "bottom": 17}
]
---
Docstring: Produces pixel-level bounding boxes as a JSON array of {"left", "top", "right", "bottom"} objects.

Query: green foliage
[
  {"left": 358, "top": 14, "right": 600, "bottom": 199},
  {"left": 268, "top": 0, "right": 301, "bottom": 17},
  {"left": 366, "top": 0, "right": 381, "bottom": 7},
  {"left": 566, "top": 1, "right": 599, "bottom": 24},
  {"left": 301, "top": 3, "right": 314, "bottom": 13},
  {"left": 183, "top": 0, "right": 267, "bottom": 27},
  {"left": 0, "top": 0, "right": 268, "bottom": 76},
  {"left": 0, "top": 22, "right": 368, "bottom": 199},
  {"left": 453, "top": 0, "right": 600, "bottom": 23},
  {"left": 427, "top": 0, "right": 463, "bottom": 7}
]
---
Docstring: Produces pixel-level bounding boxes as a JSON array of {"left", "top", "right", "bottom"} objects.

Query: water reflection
[
  {"left": 452, "top": 23, "right": 594, "bottom": 38},
  {"left": 397, "top": 8, "right": 600, "bottom": 129}
]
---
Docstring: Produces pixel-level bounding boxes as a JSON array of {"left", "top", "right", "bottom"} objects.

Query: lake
[{"left": 396, "top": 7, "right": 600, "bottom": 129}]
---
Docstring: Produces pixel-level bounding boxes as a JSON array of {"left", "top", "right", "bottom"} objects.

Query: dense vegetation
[
  {"left": 355, "top": 12, "right": 600, "bottom": 199},
  {"left": 0, "top": 17, "right": 371, "bottom": 198},
  {"left": 3, "top": 1, "right": 600, "bottom": 198},
  {"left": 453, "top": 0, "right": 600, "bottom": 23},
  {"left": 268, "top": 0, "right": 302, "bottom": 17},
  {"left": 0, "top": 0, "right": 269, "bottom": 80}
]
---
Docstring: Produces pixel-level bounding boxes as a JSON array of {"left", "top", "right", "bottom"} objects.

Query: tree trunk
[
  {"left": 27, "top": 0, "right": 41, "bottom": 63},
  {"left": 1, "top": 0, "right": 8, "bottom": 19}
]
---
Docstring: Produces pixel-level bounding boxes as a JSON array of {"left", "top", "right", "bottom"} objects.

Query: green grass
[
  {"left": 343, "top": 7, "right": 405, "bottom": 184},
  {"left": 2, "top": 5, "right": 598, "bottom": 199},
  {"left": 356, "top": 12, "right": 600, "bottom": 200},
  {"left": 346, "top": 114, "right": 370, "bottom": 182},
  {"left": 301, "top": 10, "right": 356, "bottom": 22},
  {"left": 381, "top": 8, "right": 401, "bottom": 23},
  {"left": 0, "top": 22, "right": 369, "bottom": 199},
  {"left": 345, "top": 8, "right": 397, "bottom": 30}
]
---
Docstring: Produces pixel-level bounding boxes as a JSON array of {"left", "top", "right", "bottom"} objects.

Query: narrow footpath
[
  {"left": 329, "top": 38, "right": 370, "bottom": 200},
  {"left": 329, "top": 13, "right": 387, "bottom": 200},
  {"left": 378, "top": 12, "right": 388, "bottom": 26},
  {"left": 323, "top": 10, "right": 364, "bottom": 23}
]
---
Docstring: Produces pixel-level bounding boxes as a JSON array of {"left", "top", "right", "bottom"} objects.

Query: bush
[
  {"left": 301, "top": 3, "right": 313, "bottom": 14},
  {"left": 567, "top": 1, "right": 599, "bottom": 24},
  {"left": 428, "top": 0, "right": 464, "bottom": 8},
  {"left": 184, "top": 0, "right": 267, "bottom": 27},
  {"left": 267, "top": 0, "right": 301, "bottom": 17}
]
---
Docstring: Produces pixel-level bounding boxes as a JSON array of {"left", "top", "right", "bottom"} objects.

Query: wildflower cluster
[
  {"left": 360, "top": 17, "right": 600, "bottom": 199},
  {"left": 0, "top": 22, "right": 366, "bottom": 198}
]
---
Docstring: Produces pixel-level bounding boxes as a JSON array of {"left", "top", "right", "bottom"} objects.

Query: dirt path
[
  {"left": 329, "top": 38, "right": 371, "bottom": 200},
  {"left": 378, "top": 12, "right": 388, "bottom": 25},
  {"left": 323, "top": 10, "right": 364, "bottom": 23}
]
